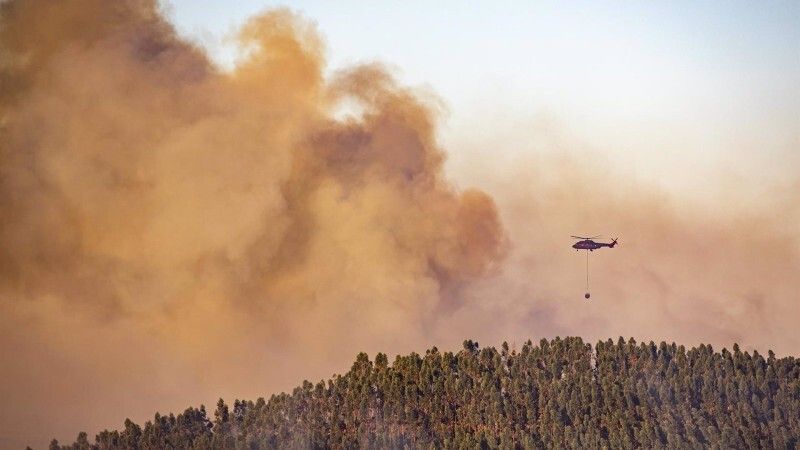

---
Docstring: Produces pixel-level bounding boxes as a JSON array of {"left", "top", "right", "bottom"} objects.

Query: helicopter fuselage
[{"left": 572, "top": 239, "right": 615, "bottom": 251}]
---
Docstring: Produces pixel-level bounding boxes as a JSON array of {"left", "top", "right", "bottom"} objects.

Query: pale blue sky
[{"left": 163, "top": 1, "right": 799, "bottom": 198}]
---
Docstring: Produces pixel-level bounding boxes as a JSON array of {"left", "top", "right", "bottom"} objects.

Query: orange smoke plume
[{"left": 0, "top": 1, "right": 505, "bottom": 447}]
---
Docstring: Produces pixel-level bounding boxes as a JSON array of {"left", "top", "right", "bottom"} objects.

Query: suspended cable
[{"left": 585, "top": 251, "right": 591, "bottom": 299}]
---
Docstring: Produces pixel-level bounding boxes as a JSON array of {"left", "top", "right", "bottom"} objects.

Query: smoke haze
[{"left": 0, "top": 1, "right": 797, "bottom": 447}]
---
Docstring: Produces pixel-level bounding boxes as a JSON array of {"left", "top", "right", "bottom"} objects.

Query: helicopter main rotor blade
[{"left": 571, "top": 235, "right": 601, "bottom": 240}]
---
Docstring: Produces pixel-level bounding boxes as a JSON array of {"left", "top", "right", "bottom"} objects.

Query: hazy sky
[{"left": 166, "top": 0, "right": 800, "bottom": 198}]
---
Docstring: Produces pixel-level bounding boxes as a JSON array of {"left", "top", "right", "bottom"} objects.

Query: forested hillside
[{"left": 49, "top": 337, "right": 800, "bottom": 449}]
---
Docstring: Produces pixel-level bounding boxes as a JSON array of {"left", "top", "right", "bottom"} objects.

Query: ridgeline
[{"left": 49, "top": 337, "right": 799, "bottom": 449}]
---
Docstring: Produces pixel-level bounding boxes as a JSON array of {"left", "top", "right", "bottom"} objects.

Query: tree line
[{"left": 46, "top": 337, "right": 800, "bottom": 449}]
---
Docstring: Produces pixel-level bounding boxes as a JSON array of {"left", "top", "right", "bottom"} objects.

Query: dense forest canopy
[{"left": 48, "top": 337, "right": 799, "bottom": 449}]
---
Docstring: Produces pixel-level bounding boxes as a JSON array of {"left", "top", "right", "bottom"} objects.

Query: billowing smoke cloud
[
  {"left": 0, "top": 0, "right": 798, "bottom": 448},
  {"left": 0, "top": 1, "right": 506, "bottom": 446}
]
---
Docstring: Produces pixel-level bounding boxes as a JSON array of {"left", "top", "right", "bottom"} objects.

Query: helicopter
[
  {"left": 571, "top": 235, "right": 618, "bottom": 251},
  {"left": 571, "top": 235, "right": 618, "bottom": 300}
]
